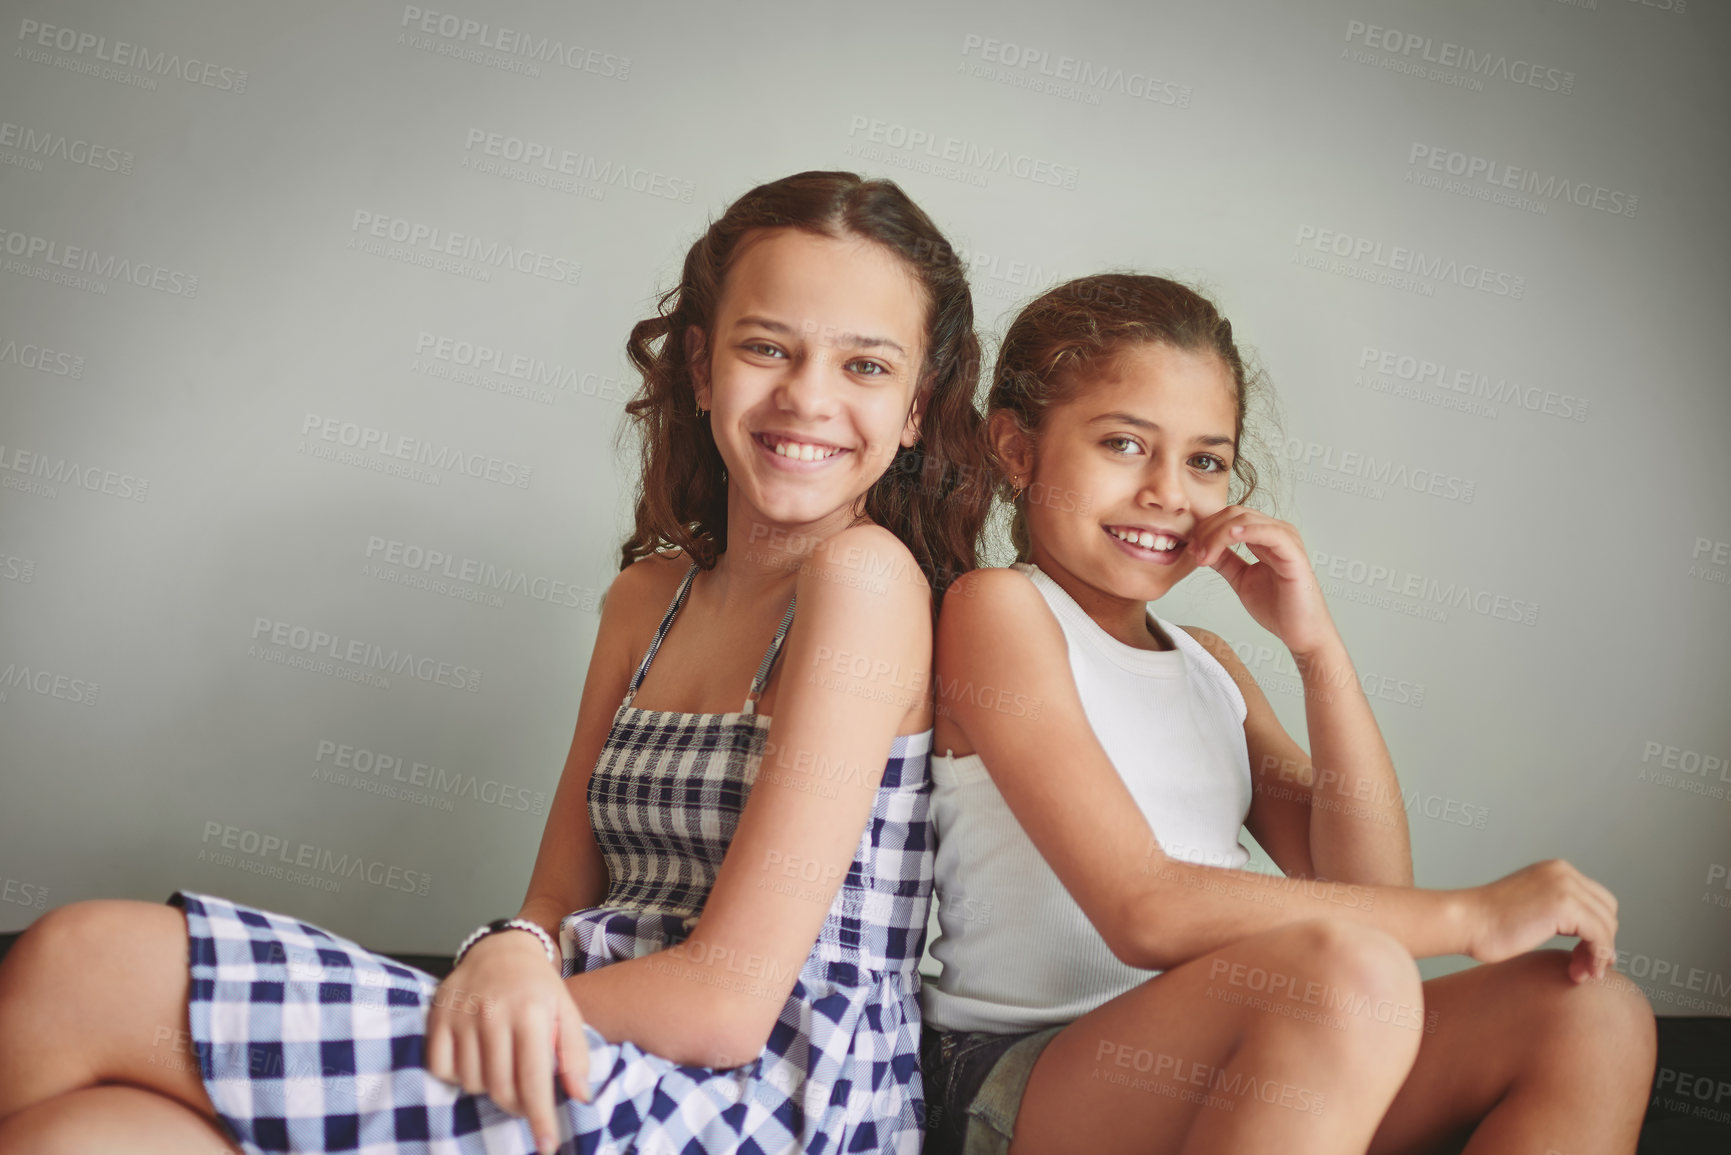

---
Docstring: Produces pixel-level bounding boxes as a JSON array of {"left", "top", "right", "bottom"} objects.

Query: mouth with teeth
[
  {"left": 753, "top": 431, "right": 850, "bottom": 465},
  {"left": 1104, "top": 524, "right": 1188, "bottom": 564}
]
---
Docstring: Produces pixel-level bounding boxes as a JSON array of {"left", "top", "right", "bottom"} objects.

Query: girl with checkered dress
[{"left": 0, "top": 171, "right": 993, "bottom": 1155}]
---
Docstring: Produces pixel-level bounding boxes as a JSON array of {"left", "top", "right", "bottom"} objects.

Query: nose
[
  {"left": 773, "top": 347, "right": 839, "bottom": 422},
  {"left": 1137, "top": 454, "right": 1189, "bottom": 515}
]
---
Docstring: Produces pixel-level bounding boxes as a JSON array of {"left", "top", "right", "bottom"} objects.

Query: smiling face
[
  {"left": 690, "top": 228, "right": 929, "bottom": 539},
  {"left": 998, "top": 340, "right": 1239, "bottom": 605}
]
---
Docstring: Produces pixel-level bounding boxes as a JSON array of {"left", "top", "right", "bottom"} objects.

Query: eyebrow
[
  {"left": 732, "top": 315, "right": 907, "bottom": 357},
  {"left": 1087, "top": 411, "right": 1235, "bottom": 449}
]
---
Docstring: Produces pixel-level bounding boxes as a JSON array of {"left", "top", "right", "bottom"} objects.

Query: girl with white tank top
[
  {"left": 924, "top": 560, "right": 1252, "bottom": 1034},
  {"left": 918, "top": 273, "right": 1654, "bottom": 1155}
]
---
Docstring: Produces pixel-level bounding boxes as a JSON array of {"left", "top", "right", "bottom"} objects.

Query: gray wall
[{"left": 1, "top": 0, "right": 1726, "bottom": 1012}]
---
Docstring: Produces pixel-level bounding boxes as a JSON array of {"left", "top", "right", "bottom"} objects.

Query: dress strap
[
  {"left": 743, "top": 589, "right": 798, "bottom": 715},
  {"left": 621, "top": 561, "right": 700, "bottom": 708}
]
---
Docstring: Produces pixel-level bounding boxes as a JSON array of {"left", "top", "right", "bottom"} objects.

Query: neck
[
  {"left": 711, "top": 486, "right": 868, "bottom": 606},
  {"left": 1026, "top": 545, "right": 1172, "bottom": 652}
]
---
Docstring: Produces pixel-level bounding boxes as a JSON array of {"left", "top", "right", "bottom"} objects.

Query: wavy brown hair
[
  {"left": 617, "top": 170, "right": 992, "bottom": 615},
  {"left": 987, "top": 273, "right": 1278, "bottom": 563}
]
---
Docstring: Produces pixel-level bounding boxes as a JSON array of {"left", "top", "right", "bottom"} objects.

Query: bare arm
[
  {"left": 563, "top": 525, "right": 931, "bottom": 1066},
  {"left": 1184, "top": 507, "right": 1414, "bottom": 886},
  {"left": 492, "top": 559, "right": 674, "bottom": 946},
  {"left": 941, "top": 567, "right": 1475, "bottom": 972},
  {"left": 1182, "top": 625, "right": 1413, "bottom": 888},
  {"left": 425, "top": 555, "right": 684, "bottom": 1140}
]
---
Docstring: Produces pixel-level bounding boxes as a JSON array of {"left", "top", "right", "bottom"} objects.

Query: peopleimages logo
[
  {"left": 0, "top": 119, "right": 134, "bottom": 175},
  {"left": 363, "top": 535, "right": 601, "bottom": 611},
  {"left": 313, "top": 739, "right": 548, "bottom": 816},
  {"left": 1612, "top": 950, "right": 1728, "bottom": 1014},
  {"left": 1638, "top": 739, "right": 1729, "bottom": 803},
  {"left": 412, "top": 330, "right": 634, "bottom": 406},
  {"left": 0, "top": 876, "right": 47, "bottom": 911},
  {"left": 1409, "top": 144, "right": 1636, "bottom": 219},
  {"left": 1691, "top": 536, "right": 1731, "bottom": 591},
  {"left": 0, "top": 225, "right": 199, "bottom": 296},
  {"left": 15, "top": 18, "right": 250, "bottom": 92},
  {"left": 1294, "top": 225, "right": 1526, "bottom": 300},
  {"left": 0, "top": 660, "right": 99, "bottom": 706},
  {"left": 1357, "top": 346, "right": 1589, "bottom": 423},
  {"left": 461, "top": 129, "right": 693, "bottom": 202},
  {"left": 300, "top": 414, "right": 533, "bottom": 489},
  {"left": 1311, "top": 549, "right": 1540, "bottom": 627},
  {"left": 844, "top": 115, "right": 1080, "bottom": 190},
  {"left": 1280, "top": 436, "right": 1475, "bottom": 504},
  {"left": 248, "top": 617, "right": 483, "bottom": 693},
  {"left": 398, "top": 6, "right": 629, "bottom": 79},
  {"left": 1341, "top": 19, "right": 1574, "bottom": 95},
  {"left": 957, "top": 33, "right": 1193, "bottom": 108},
  {"left": 0, "top": 552, "right": 36, "bottom": 583},
  {"left": 0, "top": 442, "right": 149, "bottom": 502},
  {"left": 348, "top": 211, "right": 580, "bottom": 286},
  {"left": 0, "top": 334, "right": 85, "bottom": 378},
  {"left": 199, "top": 821, "right": 432, "bottom": 896}
]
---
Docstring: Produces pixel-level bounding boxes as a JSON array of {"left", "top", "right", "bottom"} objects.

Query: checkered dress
[{"left": 167, "top": 560, "right": 936, "bottom": 1154}]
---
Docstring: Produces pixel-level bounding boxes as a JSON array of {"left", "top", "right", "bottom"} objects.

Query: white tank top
[{"left": 921, "top": 561, "right": 1253, "bottom": 1034}]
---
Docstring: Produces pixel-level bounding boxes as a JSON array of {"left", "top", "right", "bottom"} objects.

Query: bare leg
[
  {"left": 1008, "top": 919, "right": 1427, "bottom": 1155},
  {"left": 1367, "top": 950, "right": 1657, "bottom": 1155},
  {"left": 0, "top": 900, "right": 240, "bottom": 1150},
  {"left": 0, "top": 1084, "right": 242, "bottom": 1155}
]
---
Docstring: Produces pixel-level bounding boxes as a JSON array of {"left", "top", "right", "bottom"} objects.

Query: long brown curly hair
[
  {"left": 617, "top": 170, "right": 992, "bottom": 616},
  {"left": 986, "top": 273, "right": 1279, "bottom": 563}
]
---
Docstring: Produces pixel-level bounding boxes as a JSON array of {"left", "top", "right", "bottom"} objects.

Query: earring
[
  {"left": 1010, "top": 473, "right": 1026, "bottom": 500},
  {"left": 694, "top": 400, "right": 705, "bottom": 417}
]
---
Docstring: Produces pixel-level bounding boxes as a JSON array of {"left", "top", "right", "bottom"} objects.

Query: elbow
[
  {"left": 1102, "top": 888, "right": 1175, "bottom": 972},
  {"left": 689, "top": 995, "right": 783, "bottom": 1071}
]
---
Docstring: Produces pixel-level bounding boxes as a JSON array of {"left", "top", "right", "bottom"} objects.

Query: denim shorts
[{"left": 920, "top": 1022, "right": 1065, "bottom": 1155}]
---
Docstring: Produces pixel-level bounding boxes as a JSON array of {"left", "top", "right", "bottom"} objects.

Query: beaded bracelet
[{"left": 452, "top": 917, "right": 559, "bottom": 970}]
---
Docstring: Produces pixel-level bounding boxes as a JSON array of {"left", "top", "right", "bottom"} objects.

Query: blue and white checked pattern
[{"left": 168, "top": 560, "right": 936, "bottom": 1154}]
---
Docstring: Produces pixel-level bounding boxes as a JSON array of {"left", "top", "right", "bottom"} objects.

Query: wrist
[
  {"left": 1435, "top": 887, "right": 1480, "bottom": 957},
  {"left": 1289, "top": 631, "right": 1349, "bottom": 676},
  {"left": 468, "top": 929, "right": 551, "bottom": 957},
  {"left": 453, "top": 917, "right": 560, "bottom": 971}
]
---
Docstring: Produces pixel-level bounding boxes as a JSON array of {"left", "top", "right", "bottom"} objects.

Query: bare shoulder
[
  {"left": 608, "top": 548, "right": 691, "bottom": 604},
  {"left": 598, "top": 550, "right": 693, "bottom": 648},
  {"left": 798, "top": 523, "right": 932, "bottom": 628},
  {"left": 1174, "top": 623, "right": 1248, "bottom": 678},
  {"left": 941, "top": 565, "right": 1059, "bottom": 646},
  {"left": 934, "top": 566, "right": 1075, "bottom": 756},
  {"left": 1176, "top": 623, "right": 1279, "bottom": 730}
]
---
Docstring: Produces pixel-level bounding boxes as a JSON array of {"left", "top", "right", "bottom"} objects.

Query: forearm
[
  {"left": 512, "top": 897, "right": 571, "bottom": 946},
  {"left": 1127, "top": 854, "right": 1468, "bottom": 970},
  {"left": 514, "top": 834, "right": 608, "bottom": 947},
  {"left": 1294, "top": 633, "right": 1413, "bottom": 885},
  {"left": 564, "top": 942, "right": 781, "bottom": 1069}
]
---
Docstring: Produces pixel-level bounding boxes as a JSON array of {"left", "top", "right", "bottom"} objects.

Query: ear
[
  {"left": 987, "top": 409, "right": 1034, "bottom": 482},
  {"left": 684, "top": 325, "right": 710, "bottom": 409},
  {"left": 899, "top": 384, "right": 930, "bottom": 449}
]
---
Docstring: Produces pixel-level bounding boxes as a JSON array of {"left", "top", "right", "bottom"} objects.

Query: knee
[
  {"left": 1519, "top": 950, "right": 1657, "bottom": 1071},
  {"left": 1223, "top": 919, "right": 1425, "bottom": 1074},
  {"left": 0, "top": 901, "right": 143, "bottom": 992},
  {"left": 1280, "top": 919, "right": 1426, "bottom": 1074},
  {"left": 1282, "top": 918, "right": 1424, "bottom": 1014}
]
